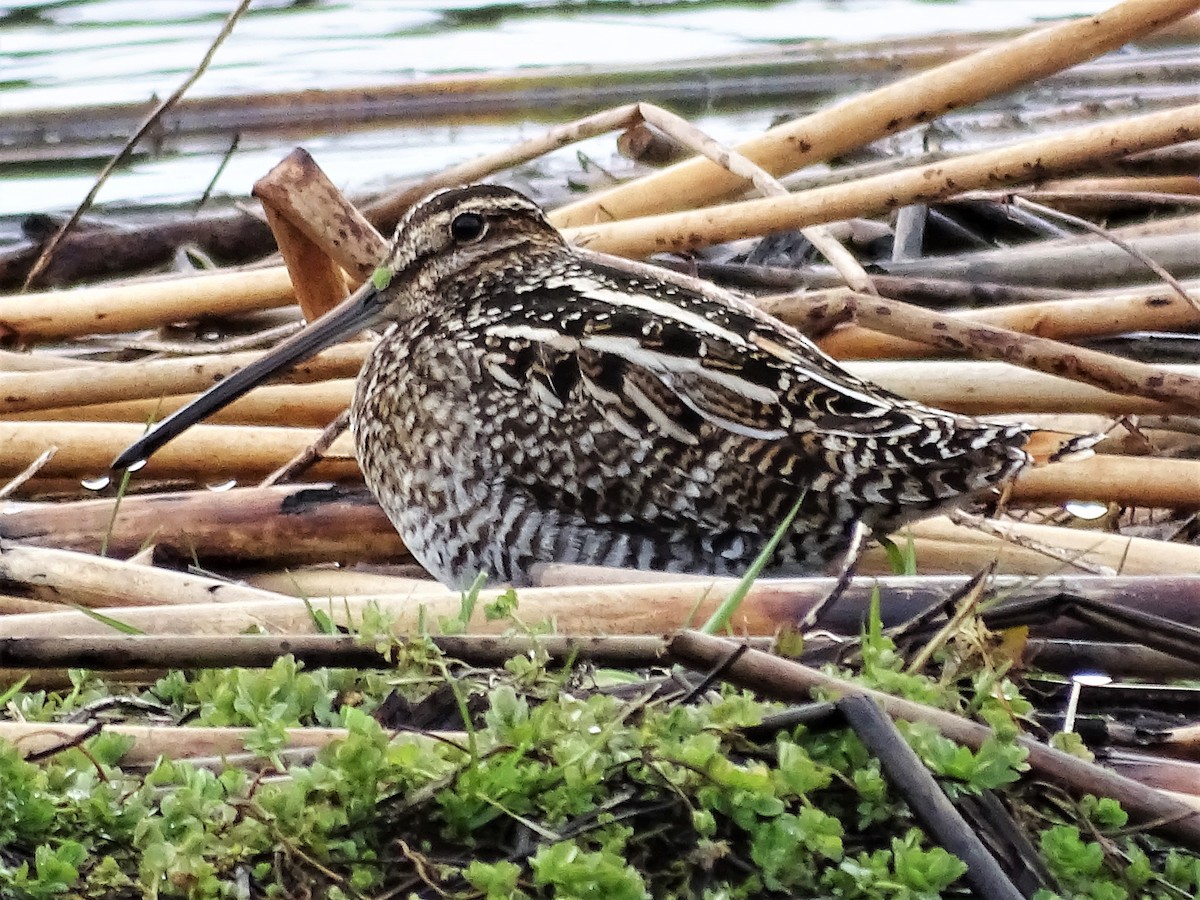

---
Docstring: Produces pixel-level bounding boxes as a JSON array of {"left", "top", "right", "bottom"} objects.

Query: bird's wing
[{"left": 478, "top": 263, "right": 939, "bottom": 446}]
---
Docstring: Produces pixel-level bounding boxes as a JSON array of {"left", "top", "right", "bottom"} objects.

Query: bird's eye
[{"left": 449, "top": 212, "right": 487, "bottom": 243}]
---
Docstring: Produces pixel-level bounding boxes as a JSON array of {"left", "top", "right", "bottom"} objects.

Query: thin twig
[
  {"left": 21, "top": 0, "right": 253, "bottom": 290},
  {"left": 960, "top": 189, "right": 1200, "bottom": 209},
  {"left": 1010, "top": 194, "right": 1200, "bottom": 313},
  {"left": 114, "top": 321, "right": 303, "bottom": 356},
  {"left": 798, "top": 520, "right": 867, "bottom": 632},
  {"left": 196, "top": 132, "right": 241, "bottom": 212},
  {"left": 0, "top": 447, "right": 57, "bottom": 500},
  {"left": 635, "top": 103, "right": 876, "bottom": 294},
  {"left": 259, "top": 408, "right": 351, "bottom": 487},
  {"left": 948, "top": 510, "right": 1116, "bottom": 576}
]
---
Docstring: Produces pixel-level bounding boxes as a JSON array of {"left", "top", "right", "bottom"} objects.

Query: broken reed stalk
[
  {"left": 0, "top": 344, "right": 367, "bottom": 416},
  {"left": 259, "top": 202, "right": 352, "bottom": 324},
  {"left": 667, "top": 631, "right": 1200, "bottom": 848},
  {"left": 0, "top": 542, "right": 301, "bottom": 609},
  {"left": 794, "top": 282, "right": 1200, "bottom": 360},
  {"left": 0, "top": 267, "right": 295, "bottom": 343},
  {"left": 563, "top": 101, "right": 1200, "bottom": 256},
  {"left": 829, "top": 288, "right": 1200, "bottom": 412},
  {"left": 254, "top": 149, "right": 386, "bottom": 322},
  {"left": 849, "top": 360, "right": 1179, "bottom": 415},
  {"left": 553, "top": 0, "right": 1200, "bottom": 224},
  {"left": 10, "top": 380, "right": 358, "bottom": 426},
  {"left": 0, "top": 420, "right": 359, "bottom": 482},
  {"left": 255, "top": 149, "right": 386, "bottom": 282},
  {"left": 0, "top": 484, "right": 408, "bottom": 566}
]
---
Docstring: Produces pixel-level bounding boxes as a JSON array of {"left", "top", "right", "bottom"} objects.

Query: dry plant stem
[
  {"left": 14, "top": 379, "right": 359, "bottom": 426},
  {"left": 946, "top": 511, "right": 1113, "bottom": 577},
  {"left": 1105, "top": 752, "right": 1200, "bottom": 796},
  {"left": 242, "top": 153, "right": 372, "bottom": 486},
  {"left": 1005, "top": 191, "right": 1200, "bottom": 215},
  {"left": 562, "top": 102, "right": 1200, "bottom": 257},
  {"left": 905, "top": 567, "right": 993, "bottom": 672},
  {"left": 1064, "top": 598, "right": 1200, "bottom": 666},
  {"left": 0, "top": 597, "right": 62, "bottom": 615},
  {"left": 0, "top": 267, "right": 295, "bottom": 343},
  {"left": 120, "top": 321, "right": 303, "bottom": 356},
  {"left": 967, "top": 180, "right": 1200, "bottom": 203},
  {"left": 363, "top": 104, "right": 643, "bottom": 227},
  {"left": 634, "top": 104, "right": 874, "bottom": 292},
  {"left": 553, "top": 0, "right": 1200, "bottom": 226},
  {"left": 1011, "top": 195, "right": 1199, "bottom": 311},
  {"left": 11, "top": 575, "right": 1200, "bottom": 643},
  {"left": 0, "top": 447, "right": 56, "bottom": 500},
  {"left": 0, "top": 350, "right": 115, "bottom": 372},
  {"left": 834, "top": 288, "right": 1200, "bottom": 411},
  {"left": 20, "top": 0, "right": 253, "bottom": 289},
  {"left": 243, "top": 569, "right": 433, "bottom": 597},
  {"left": 0, "top": 721, "right": 439, "bottom": 764},
  {"left": 254, "top": 148, "right": 387, "bottom": 282},
  {"left": 836, "top": 695, "right": 1026, "bottom": 900},
  {"left": 773, "top": 224, "right": 1200, "bottom": 292},
  {"left": 667, "top": 631, "right": 1200, "bottom": 847},
  {"left": 0, "top": 634, "right": 692, "bottom": 672},
  {"left": 961, "top": 231, "right": 1200, "bottom": 288},
  {"left": 0, "top": 542, "right": 297, "bottom": 609},
  {"left": 5, "top": 497, "right": 1196, "bottom": 586},
  {"left": 898, "top": 516, "right": 1200, "bottom": 578},
  {"left": 0, "top": 484, "right": 408, "bottom": 565},
  {"left": 866, "top": 358, "right": 1178, "bottom": 415},
  {"left": 260, "top": 200, "right": 351, "bottom": 323},
  {"left": 806, "top": 282, "right": 1200, "bottom": 360},
  {"left": 0, "top": 420, "right": 360, "bottom": 482},
  {"left": 1025, "top": 640, "right": 1200, "bottom": 680},
  {"left": 9, "top": 125, "right": 1193, "bottom": 345},
  {"left": 0, "top": 343, "right": 367, "bottom": 415},
  {"left": 1012, "top": 455, "right": 1200, "bottom": 507},
  {"left": 260, "top": 408, "right": 351, "bottom": 487}
]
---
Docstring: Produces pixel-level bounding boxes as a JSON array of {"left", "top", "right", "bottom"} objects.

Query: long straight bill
[{"left": 111, "top": 281, "right": 384, "bottom": 470}]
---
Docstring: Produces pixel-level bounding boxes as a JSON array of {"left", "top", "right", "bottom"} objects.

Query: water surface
[{"left": 0, "top": 0, "right": 1114, "bottom": 217}]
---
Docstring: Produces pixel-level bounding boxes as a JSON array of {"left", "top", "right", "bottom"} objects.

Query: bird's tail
[{"left": 1021, "top": 429, "right": 1104, "bottom": 467}]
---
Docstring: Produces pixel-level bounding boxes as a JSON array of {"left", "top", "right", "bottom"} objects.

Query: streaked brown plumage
[{"left": 114, "top": 184, "right": 1095, "bottom": 588}]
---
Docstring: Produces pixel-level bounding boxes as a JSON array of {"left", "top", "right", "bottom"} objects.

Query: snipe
[{"left": 114, "top": 184, "right": 1094, "bottom": 587}]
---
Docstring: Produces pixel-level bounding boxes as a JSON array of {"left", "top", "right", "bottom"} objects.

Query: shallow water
[{"left": 1, "top": 0, "right": 1112, "bottom": 217}]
